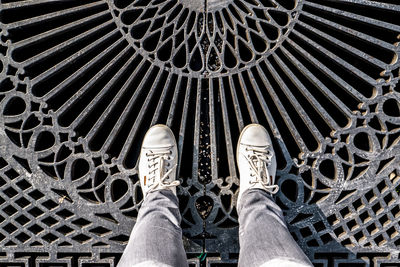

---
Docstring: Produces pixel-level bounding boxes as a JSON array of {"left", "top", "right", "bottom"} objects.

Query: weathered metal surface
[{"left": 0, "top": 0, "right": 400, "bottom": 265}]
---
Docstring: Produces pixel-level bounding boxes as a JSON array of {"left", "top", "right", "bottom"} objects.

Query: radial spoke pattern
[{"left": 0, "top": 0, "right": 400, "bottom": 265}]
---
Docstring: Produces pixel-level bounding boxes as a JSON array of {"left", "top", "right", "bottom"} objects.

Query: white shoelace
[
  {"left": 242, "top": 147, "right": 279, "bottom": 194},
  {"left": 146, "top": 149, "right": 180, "bottom": 192}
]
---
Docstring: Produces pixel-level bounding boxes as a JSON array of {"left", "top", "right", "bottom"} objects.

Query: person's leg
[
  {"left": 118, "top": 190, "right": 187, "bottom": 267},
  {"left": 236, "top": 124, "right": 312, "bottom": 267},
  {"left": 238, "top": 189, "right": 312, "bottom": 267},
  {"left": 118, "top": 125, "right": 188, "bottom": 267}
]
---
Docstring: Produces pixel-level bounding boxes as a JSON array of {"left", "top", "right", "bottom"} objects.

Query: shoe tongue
[
  {"left": 159, "top": 157, "right": 166, "bottom": 177},
  {"left": 254, "top": 158, "right": 266, "bottom": 179}
]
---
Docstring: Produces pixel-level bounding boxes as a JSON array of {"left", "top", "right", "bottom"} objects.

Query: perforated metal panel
[{"left": 0, "top": 0, "right": 400, "bottom": 265}]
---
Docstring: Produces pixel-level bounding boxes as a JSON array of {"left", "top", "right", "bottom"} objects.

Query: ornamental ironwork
[{"left": 0, "top": 0, "right": 400, "bottom": 265}]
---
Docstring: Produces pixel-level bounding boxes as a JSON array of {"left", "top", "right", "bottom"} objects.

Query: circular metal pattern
[
  {"left": 0, "top": 0, "right": 400, "bottom": 265},
  {"left": 110, "top": 0, "right": 300, "bottom": 75}
]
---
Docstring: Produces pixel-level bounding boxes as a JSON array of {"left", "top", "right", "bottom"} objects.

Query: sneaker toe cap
[
  {"left": 143, "top": 125, "right": 176, "bottom": 147},
  {"left": 240, "top": 124, "right": 272, "bottom": 146}
]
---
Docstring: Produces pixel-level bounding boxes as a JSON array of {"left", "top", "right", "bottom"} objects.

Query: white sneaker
[
  {"left": 236, "top": 124, "right": 279, "bottom": 206},
  {"left": 138, "top": 124, "right": 180, "bottom": 198}
]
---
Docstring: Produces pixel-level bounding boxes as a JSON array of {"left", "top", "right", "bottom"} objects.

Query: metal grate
[{"left": 0, "top": 0, "right": 400, "bottom": 265}]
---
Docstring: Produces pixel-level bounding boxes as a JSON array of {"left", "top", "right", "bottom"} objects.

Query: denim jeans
[
  {"left": 238, "top": 189, "right": 312, "bottom": 266},
  {"left": 118, "top": 189, "right": 312, "bottom": 267},
  {"left": 118, "top": 190, "right": 187, "bottom": 267}
]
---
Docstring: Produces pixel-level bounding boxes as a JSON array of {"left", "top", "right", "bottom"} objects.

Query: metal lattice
[{"left": 0, "top": 0, "right": 400, "bottom": 265}]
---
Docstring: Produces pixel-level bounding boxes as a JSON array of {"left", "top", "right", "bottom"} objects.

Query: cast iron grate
[{"left": 0, "top": 0, "right": 400, "bottom": 265}]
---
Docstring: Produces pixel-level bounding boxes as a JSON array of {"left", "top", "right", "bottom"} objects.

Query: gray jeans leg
[
  {"left": 238, "top": 189, "right": 313, "bottom": 267},
  {"left": 118, "top": 190, "right": 188, "bottom": 267}
]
